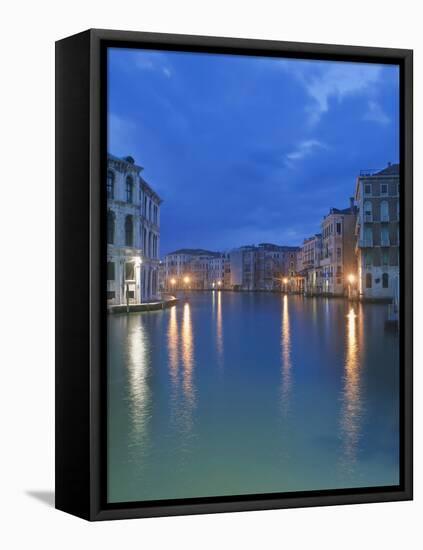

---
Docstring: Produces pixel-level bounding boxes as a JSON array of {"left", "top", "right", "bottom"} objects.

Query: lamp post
[
  {"left": 282, "top": 277, "right": 288, "bottom": 294},
  {"left": 169, "top": 277, "right": 176, "bottom": 294},
  {"left": 217, "top": 280, "right": 222, "bottom": 291},
  {"left": 183, "top": 275, "right": 190, "bottom": 300},
  {"left": 347, "top": 273, "right": 355, "bottom": 300}
]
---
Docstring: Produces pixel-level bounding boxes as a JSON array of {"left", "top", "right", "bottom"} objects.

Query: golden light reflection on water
[
  {"left": 280, "top": 294, "right": 292, "bottom": 416},
  {"left": 340, "top": 306, "right": 363, "bottom": 471},
  {"left": 177, "top": 303, "right": 197, "bottom": 439},
  {"left": 167, "top": 305, "right": 179, "bottom": 384},
  {"left": 216, "top": 291, "right": 224, "bottom": 365},
  {"left": 126, "top": 318, "right": 151, "bottom": 456}
]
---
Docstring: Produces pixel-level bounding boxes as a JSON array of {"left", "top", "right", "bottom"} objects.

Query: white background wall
[{"left": 0, "top": 1, "right": 420, "bottom": 548}]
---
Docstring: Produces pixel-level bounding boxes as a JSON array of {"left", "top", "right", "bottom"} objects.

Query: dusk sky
[{"left": 108, "top": 47, "right": 399, "bottom": 256}]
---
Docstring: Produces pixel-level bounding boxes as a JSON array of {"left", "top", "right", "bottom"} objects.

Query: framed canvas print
[{"left": 55, "top": 29, "right": 413, "bottom": 520}]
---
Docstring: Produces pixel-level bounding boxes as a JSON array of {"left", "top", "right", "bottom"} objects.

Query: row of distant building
[
  {"left": 106, "top": 153, "right": 400, "bottom": 305},
  {"left": 162, "top": 163, "right": 400, "bottom": 301}
]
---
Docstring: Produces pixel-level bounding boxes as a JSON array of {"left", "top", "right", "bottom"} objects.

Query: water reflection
[
  {"left": 216, "top": 291, "right": 224, "bottom": 365},
  {"left": 180, "top": 303, "right": 196, "bottom": 436},
  {"left": 340, "top": 306, "right": 363, "bottom": 471},
  {"left": 280, "top": 294, "right": 292, "bottom": 416},
  {"left": 167, "top": 305, "right": 179, "bottom": 384},
  {"left": 126, "top": 317, "right": 151, "bottom": 458},
  {"left": 167, "top": 305, "right": 180, "bottom": 428}
]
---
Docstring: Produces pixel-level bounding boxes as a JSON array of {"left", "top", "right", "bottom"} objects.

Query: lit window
[{"left": 125, "top": 262, "right": 135, "bottom": 280}]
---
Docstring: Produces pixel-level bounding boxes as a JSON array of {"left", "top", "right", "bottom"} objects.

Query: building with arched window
[
  {"left": 355, "top": 163, "right": 399, "bottom": 299},
  {"left": 107, "top": 154, "right": 162, "bottom": 306}
]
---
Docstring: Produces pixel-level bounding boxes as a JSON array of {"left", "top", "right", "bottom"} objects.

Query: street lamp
[
  {"left": 170, "top": 277, "right": 176, "bottom": 292},
  {"left": 183, "top": 275, "right": 190, "bottom": 300},
  {"left": 217, "top": 280, "right": 222, "bottom": 289},
  {"left": 347, "top": 273, "right": 356, "bottom": 299},
  {"left": 282, "top": 277, "right": 288, "bottom": 294}
]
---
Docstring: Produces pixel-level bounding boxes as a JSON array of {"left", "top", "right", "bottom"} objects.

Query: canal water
[{"left": 107, "top": 292, "right": 400, "bottom": 503}]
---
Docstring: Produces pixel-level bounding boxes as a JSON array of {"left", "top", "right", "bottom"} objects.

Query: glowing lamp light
[
  {"left": 282, "top": 277, "right": 289, "bottom": 284},
  {"left": 170, "top": 278, "right": 176, "bottom": 286},
  {"left": 347, "top": 274, "right": 356, "bottom": 284},
  {"left": 217, "top": 280, "right": 222, "bottom": 286},
  {"left": 184, "top": 276, "right": 190, "bottom": 284}
]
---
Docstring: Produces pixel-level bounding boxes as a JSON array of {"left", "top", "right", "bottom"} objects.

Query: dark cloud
[{"left": 108, "top": 49, "right": 399, "bottom": 255}]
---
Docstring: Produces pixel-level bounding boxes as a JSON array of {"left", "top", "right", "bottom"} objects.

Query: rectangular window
[
  {"left": 381, "top": 183, "right": 388, "bottom": 195},
  {"left": 365, "top": 251, "right": 372, "bottom": 267},
  {"left": 364, "top": 183, "right": 371, "bottom": 195},
  {"left": 336, "top": 222, "right": 341, "bottom": 235},
  {"left": 364, "top": 226, "right": 373, "bottom": 247},
  {"left": 381, "top": 226, "right": 390, "bottom": 247},
  {"left": 107, "top": 261, "right": 115, "bottom": 281},
  {"left": 125, "top": 262, "right": 135, "bottom": 280},
  {"left": 382, "top": 250, "right": 389, "bottom": 266}
]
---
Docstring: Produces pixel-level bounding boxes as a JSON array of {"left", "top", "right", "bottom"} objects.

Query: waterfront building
[
  {"left": 163, "top": 249, "right": 220, "bottom": 289},
  {"left": 228, "top": 246, "right": 256, "bottom": 290},
  {"left": 227, "top": 244, "right": 299, "bottom": 291},
  {"left": 107, "top": 154, "right": 162, "bottom": 306},
  {"left": 207, "top": 254, "right": 227, "bottom": 288},
  {"left": 320, "top": 199, "right": 357, "bottom": 295},
  {"left": 354, "top": 163, "right": 400, "bottom": 300},
  {"left": 298, "top": 234, "right": 323, "bottom": 294}
]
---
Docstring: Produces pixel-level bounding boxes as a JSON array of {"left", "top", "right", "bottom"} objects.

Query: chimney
[
  {"left": 388, "top": 161, "right": 392, "bottom": 167},
  {"left": 350, "top": 196, "right": 355, "bottom": 213}
]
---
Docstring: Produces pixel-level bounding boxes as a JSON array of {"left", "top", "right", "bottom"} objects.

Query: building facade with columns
[
  {"left": 354, "top": 163, "right": 400, "bottom": 300},
  {"left": 107, "top": 154, "right": 162, "bottom": 306},
  {"left": 320, "top": 201, "right": 357, "bottom": 295},
  {"left": 162, "top": 249, "right": 221, "bottom": 290},
  {"left": 298, "top": 234, "right": 323, "bottom": 294}
]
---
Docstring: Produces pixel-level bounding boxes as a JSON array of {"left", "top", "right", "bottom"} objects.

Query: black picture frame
[{"left": 55, "top": 28, "right": 413, "bottom": 521}]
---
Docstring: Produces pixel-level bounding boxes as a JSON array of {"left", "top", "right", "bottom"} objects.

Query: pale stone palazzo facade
[
  {"left": 107, "top": 154, "right": 162, "bottom": 306},
  {"left": 354, "top": 163, "right": 400, "bottom": 300}
]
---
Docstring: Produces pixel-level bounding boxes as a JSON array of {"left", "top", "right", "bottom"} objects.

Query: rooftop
[
  {"left": 167, "top": 248, "right": 221, "bottom": 257},
  {"left": 359, "top": 163, "right": 400, "bottom": 177}
]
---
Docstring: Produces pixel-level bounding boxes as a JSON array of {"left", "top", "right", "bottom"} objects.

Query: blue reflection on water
[{"left": 107, "top": 292, "right": 399, "bottom": 503}]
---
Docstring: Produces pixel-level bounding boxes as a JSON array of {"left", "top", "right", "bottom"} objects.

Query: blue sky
[{"left": 108, "top": 48, "right": 399, "bottom": 256}]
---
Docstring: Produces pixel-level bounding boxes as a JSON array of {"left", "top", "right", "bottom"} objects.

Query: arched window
[
  {"left": 107, "top": 210, "right": 115, "bottom": 244},
  {"left": 107, "top": 170, "right": 115, "bottom": 199},
  {"left": 365, "top": 273, "right": 372, "bottom": 289},
  {"left": 380, "top": 200, "right": 389, "bottom": 222},
  {"left": 125, "top": 215, "right": 133, "bottom": 247},
  {"left": 126, "top": 176, "right": 133, "bottom": 203},
  {"left": 382, "top": 273, "right": 389, "bottom": 288},
  {"left": 364, "top": 201, "right": 372, "bottom": 222}
]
